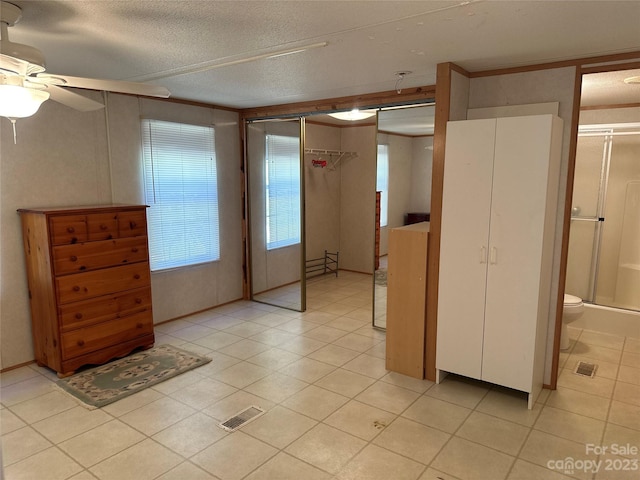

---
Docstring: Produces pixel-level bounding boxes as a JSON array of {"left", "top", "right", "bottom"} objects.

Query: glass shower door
[
  {"left": 565, "top": 131, "right": 611, "bottom": 303},
  {"left": 567, "top": 124, "right": 640, "bottom": 311}
]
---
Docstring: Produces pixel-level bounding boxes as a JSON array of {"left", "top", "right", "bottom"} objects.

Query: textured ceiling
[{"left": 4, "top": 0, "right": 640, "bottom": 110}]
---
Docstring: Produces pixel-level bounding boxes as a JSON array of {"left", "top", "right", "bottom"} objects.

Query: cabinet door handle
[
  {"left": 490, "top": 247, "right": 498, "bottom": 265},
  {"left": 480, "top": 246, "right": 487, "bottom": 264}
]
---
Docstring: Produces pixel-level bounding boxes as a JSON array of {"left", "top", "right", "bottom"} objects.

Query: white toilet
[{"left": 561, "top": 294, "right": 584, "bottom": 350}]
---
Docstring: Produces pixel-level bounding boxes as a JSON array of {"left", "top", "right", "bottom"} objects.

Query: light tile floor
[{"left": 1, "top": 272, "right": 639, "bottom": 480}]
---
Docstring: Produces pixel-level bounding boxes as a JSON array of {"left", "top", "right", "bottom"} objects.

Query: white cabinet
[{"left": 436, "top": 114, "right": 563, "bottom": 408}]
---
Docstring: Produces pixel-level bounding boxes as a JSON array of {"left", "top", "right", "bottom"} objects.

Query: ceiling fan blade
[
  {"left": 46, "top": 84, "right": 105, "bottom": 112},
  {"left": 36, "top": 73, "right": 170, "bottom": 98}
]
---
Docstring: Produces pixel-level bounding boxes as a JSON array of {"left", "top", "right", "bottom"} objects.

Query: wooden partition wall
[{"left": 424, "top": 63, "right": 470, "bottom": 381}]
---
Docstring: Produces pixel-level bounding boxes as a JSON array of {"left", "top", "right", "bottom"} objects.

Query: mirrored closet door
[
  {"left": 373, "top": 104, "right": 435, "bottom": 329},
  {"left": 246, "top": 118, "right": 306, "bottom": 311}
]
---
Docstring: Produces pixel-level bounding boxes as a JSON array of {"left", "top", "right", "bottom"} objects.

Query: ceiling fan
[{"left": 0, "top": 1, "right": 170, "bottom": 139}]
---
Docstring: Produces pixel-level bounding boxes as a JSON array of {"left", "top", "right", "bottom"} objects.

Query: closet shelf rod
[{"left": 304, "top": 148, "right": 358, "bottom": 169}]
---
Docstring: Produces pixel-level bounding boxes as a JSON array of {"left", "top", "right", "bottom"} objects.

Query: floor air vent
[
  {"left": 218, "top": 406, "right": 265, "bottom": 432},
  {"left": 574, "top": 361, "right": 598, "bottom": 378}
]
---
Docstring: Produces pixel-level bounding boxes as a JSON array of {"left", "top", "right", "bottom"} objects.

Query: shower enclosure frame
[{"left": 570, "top": 122, "right": 640, "bottom": 311}]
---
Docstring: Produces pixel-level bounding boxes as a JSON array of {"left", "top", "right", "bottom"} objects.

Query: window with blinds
[
  {"left": 141, "top": 119, "right": 220, "bottom": 271},
  {"left": 377, "top": 144, "right": 389, "bottom": 227},
  {"left": 265, "top": 134, "right": 301, "bottom": 250}
]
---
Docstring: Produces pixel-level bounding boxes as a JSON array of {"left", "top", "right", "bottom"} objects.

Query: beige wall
[
  {"left": 377, "top": 133, "right": 432, "bottom": 256},
  {"left": 450, "top": 70, "right": 471, "bottom": 121},
  {"left": 409, "top": 136, "right": 433, "bottom": 214},
  {"left": 0, "top": 93, "right": 243, "bottom": 369},
  {"left": 378, "top": 132, "right": 411, "bottom": 255},
  {"left": 304, "top": 123, "right": 377, "bottom": 274},
  {"left": 340, "top": 125, "right": 377, "bottom": 273},
  {"left": 304, "top": 123, "right": 342, "bottom": 262}
]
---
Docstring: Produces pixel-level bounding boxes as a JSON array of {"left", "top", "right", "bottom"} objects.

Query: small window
[
  {"left": 141, "top": 119, "right": 220, "bottom": 271},
  {"left": 265, "top": 134, "right": 301, "bottom": 250},
  {"left": 377, "top": 144, "right": 389, "bottom": 227}
]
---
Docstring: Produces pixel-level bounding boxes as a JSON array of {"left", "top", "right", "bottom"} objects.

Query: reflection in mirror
[
  {"left": 247, "top": 118, "right": 305, "bottom": 311},
  {"left": 373, "top": 104, "right": 435, "bottom": 329}
]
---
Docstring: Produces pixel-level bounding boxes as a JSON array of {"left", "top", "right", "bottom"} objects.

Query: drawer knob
[
  {"left": 132, "top": 248, "right": 139, "bottom": 253},
  {"left": 72, "top": 286, "right": 80, "bottom": 292},
  {"left": 67, "top": 227, "right": 75, "bottom": 233},
  {"left": 134, "top": 274, "right": 140, "bottom": 280},
  {"left": 136, "top": 322, "right": 144, "bottom": 329},
  {"left": 100, "top": 224, "right": 108, "bottom": 230},
  {"left": 70, "top": 255, "right": 78, "bottom": 262},
  {"left": 135, "top": 298, "right": 142, "bottom": 304},
  {"left": 75, "top": 313, "right": 83, "bottom": 319},
  {"left": 77, "top": 340, "right": 85, "bottom": 347},
  {"left": 130, "top": 221, "right": 137, "bottom": 228}
]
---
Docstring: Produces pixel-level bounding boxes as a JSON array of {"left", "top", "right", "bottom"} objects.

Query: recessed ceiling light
[
  {"left": 328, "top": 109, "right": 376, "bottom": 121},
  {"left": 623, "top": 76, "right": 640, "bottom": 84}
]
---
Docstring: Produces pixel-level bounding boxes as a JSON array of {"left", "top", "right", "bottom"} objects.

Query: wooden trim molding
[
  {"left": 0, "top": 360, "right": 35, "bottom": 374},
  {"left": 470, "top": 51, "right": 640, "bottom": 78},
  {"left": 549, "top": 67, "right": 584, "bottom": 390},
  {"left": 581, "top": 102, "right": 640, "bottom": 111},
  {"left": 580, "top": 60, "right": 640, "bottom": 75},
  {"left": 305, "top": 119, "right": 376, "bottom": 129},
  {"left": 424, "top": 62, "right": 466, "bottom": 382},
  {"left": 378, "top": 130, "right": 434, "bottom": 139},
  {"left": 240, "top": 118, "right": 250, "bottom": 300},
  {"left": 241, "top": 85, "right": 436, "bottom": 120},
  {"left": 146, "top": 94, "right": 241, "bottom": 113}
]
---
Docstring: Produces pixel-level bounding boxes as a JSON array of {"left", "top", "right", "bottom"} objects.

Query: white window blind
[
  {"left": 265, "top": 134, "right": 301, "bottom": 250},
  {"left": 141, "top": 119, "right": 220, "bottom": 271},
  {"left": 377, "top": 144, "right": 389, "bottom": 227}
]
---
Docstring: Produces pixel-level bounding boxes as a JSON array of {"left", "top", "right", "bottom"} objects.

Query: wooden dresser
[{"left": 18, "top": 205, "right": 155, "bottom": 377}]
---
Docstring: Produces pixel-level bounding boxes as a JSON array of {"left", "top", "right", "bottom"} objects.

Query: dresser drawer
[
  {"left": 59, "top": 287, "right": 152, "bottom": 332},
  {"left": 118, "top": 210, "right": 147, "bottom": 237},
  {"left": 87, "top": 212, "right": 119, "bottom": 241},
  {"left": 53, "top": 237, "right": 148, "bottom": 275},
  {"left": 56, "top": 263, "right": 151, "bottom": 304},
  {"left": 61, "top": 311, "right": 153, "bottom": 359},
  {"left": 49, "top": 215, "right": 88, "bottom": 245}
]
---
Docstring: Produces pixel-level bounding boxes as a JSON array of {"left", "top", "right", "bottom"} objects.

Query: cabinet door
[
  {"left": 436, "top": 119, "right": 496, "bottom": 380},
  {"left": 482, "top": 115, "right": 555, "bottom": 392}
]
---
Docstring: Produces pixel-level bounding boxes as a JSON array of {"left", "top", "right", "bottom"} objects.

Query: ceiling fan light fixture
[
  {"left": 328, "top": 109, "right": 376, "bottom": 121},
  {"left": 0, "top": 84, "right": 49, "bottom": 118}
]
